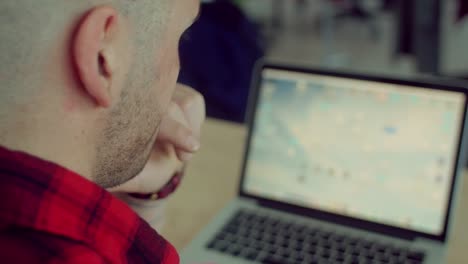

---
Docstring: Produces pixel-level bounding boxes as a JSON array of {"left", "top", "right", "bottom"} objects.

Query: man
[{"left": 0, "top": 0, "right": 204, "bottom": 263}]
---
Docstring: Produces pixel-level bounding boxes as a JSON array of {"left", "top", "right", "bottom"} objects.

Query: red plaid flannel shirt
[{"left": 0, "top": 146, "right": 179, "bottom": 263}]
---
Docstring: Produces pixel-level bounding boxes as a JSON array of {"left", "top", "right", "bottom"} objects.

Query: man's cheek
[
  {"left": 158, "top": 44, "right": 180, "bottom": 80},
  {"left": 155, "top": 52, "right": 180, "bottom": 109},
  {"left": 163, "top": 51, "right": 181, "bottom": 93},
  {"left": 167, "top": 47, "right": 181, "bottom": 81}
]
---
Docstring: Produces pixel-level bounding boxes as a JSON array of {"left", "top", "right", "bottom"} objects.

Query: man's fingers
[
  {"left": 177, "top": 151, "right": 193, "bottom": 162},
  {"left": 173, "top": 84, "right": 206, "bottom": 137},
  {"left": 158, "top": 117, "right": 200, "bottom": 153},
  {"left": 157, "top": 101, "right": 200, "bottom": 153}
]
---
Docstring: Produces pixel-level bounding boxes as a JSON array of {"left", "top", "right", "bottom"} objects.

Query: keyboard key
[
  {"left": 280, "top": 240, "right": 291, "bottom": 248},
  {"left": 215, "top": 232, "right": 227, "bottom": 240},
  {"left": 273, "top": 234, "right": 284, "bottom": 242},
  {"left": 319, "top": 231, "right": 332, "bottom": 240},
  {"left": 269, "top": 219, "right": 279, "bottom": 227},
  {"left": 240, "top": 238, "right": 253, "bottom": 248},
  {"left": 350, "top": 249, "right": 361, "bottom": 257},
  {"left": 282, "top": 251, "right": 292, "bottom": 260},
  {"left": 283, "top": 223, "right": 293, "bottom": 230},
  {"left": 321, "top": 241, "right": 333, "bottom": 249},
  {"left": 228, "top": 246, "right": 242, "bottom": 256},
  {"left": 270, "top": 229, "right": 280, "bottom": 237},
  {"left": 262, "top": 255, "right": 291, "bottom": 264},
  {"left": 283, "top": 232, "right": 293, "bottom": 240},
  {"left": 348, "top": 256, "right": 360, "bottom": 264},
  {"left": 264, "top": 236, "right": 276, "bottom": 245},
  {"left": 360, "top": 240, "right": 373, "bottom": 250},
  {"left": 251, "top": 242, "right": 263, "bottom": 252},
  {"left": 231, "top": 211, "right": 245, "bottom": 221},
  {"left": 333, "top": 234, "right": 345, "bottom": 242},
  {"left": 296, "top": 237, "right": 306, "bottom": 244},
  {"left": 308, "top": 238, "right": 319, "bottom": 246},
  {"left": 407, "top": 250, "right": 425, "bottom": 261},
  {"left": 251, "top": 231, "right": 263, "bottom": 240},
  {"left": 307, "top": 228, "right": 319, "bottom": 237},
  {"left": 294, "top": 252, "right": 305, "bottom": 261},
  {"left": 407, "top": 261, "right": 424, "bottom": 264},
  {"left": 291, "top": 242, "right": 303, "bottom": 251},
  {"left": 236, "top": 228, "right": 248, "bottom": 237},
  {"left": 321, "top": 249, "right": 331, "bottom": 259},
  {"left": 307, "top": 245, "right": 318, "bottom": 255},
  {"left": 254, "top": 234, "right": 265, "bottom": 243},
  {"left": 391, "top": 248, "right": 403, "bottom": 257},
  {"left": 365, "top": 252, "right": 375, "bottom": 260},
  {"left": 206, "top": 241, "right": 216, "bottom": 249},
  {"left": 294, "top": 224, "right": 307, "bottom": 233},
  {"left": 267, "top": 246, "right": 278, "bottom": 255},
  {"left": 244, "top": 211, "right": 255, "bottom": 220},
  {"left": 276, "top": 222, "right": 287, "bottom": 230},
  {"left": 223, "top": 225, "right": 238, "bottom": 234},
  {"left": 259, "top": 216, "right": 269, "bottom": 224},
  {"left": 378, "top": 254, "right": 390, "bottom": 263},
  {"left": 335, "top": 252, "right": 346, "bottom": 262},
  {"left": 243, "top": 249, "right": 259, "bottom": 261},
  {"left": 256, "top": 225, "right": 266, "bottom": 233},
  {"left": 337, "top": 244, "right": 347, "bottom": 253},
  {"left": 374, "top": 244, "right": 388, "bottom": 254},
  {"left": 348, "top": 238, "right": 359, "bottom": 246},
  {"left": 309, "top": 256, "right": 321, "bottom": 264},
  {"left": 220, "top": 241, "right": 231, "bottom": 251}
]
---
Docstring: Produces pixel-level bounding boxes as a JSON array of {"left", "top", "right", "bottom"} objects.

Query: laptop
[{"left": 182, "top": 62, "right": 468, "bottom": 264}]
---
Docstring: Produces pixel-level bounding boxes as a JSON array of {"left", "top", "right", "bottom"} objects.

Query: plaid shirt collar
[{"left": 0, "top": 146, "right": 179, "bottom": 263}]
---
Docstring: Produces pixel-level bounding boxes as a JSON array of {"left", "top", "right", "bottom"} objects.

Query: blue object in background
[{"left": 178, "top": 1, "right": 264, "bottom": 123}]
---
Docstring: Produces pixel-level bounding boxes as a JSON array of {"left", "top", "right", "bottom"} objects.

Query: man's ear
[{"left": 73, "top": 6, "right": 121, "bottom": 108}]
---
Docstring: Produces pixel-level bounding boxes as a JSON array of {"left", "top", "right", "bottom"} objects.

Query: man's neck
[{"left": 0, "top": 116, "right": 95, "bottom": 183}]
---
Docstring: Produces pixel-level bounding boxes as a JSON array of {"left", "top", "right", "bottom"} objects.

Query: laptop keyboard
[{"left": 206, "top": 209, "right": 426, "bottom": 264}]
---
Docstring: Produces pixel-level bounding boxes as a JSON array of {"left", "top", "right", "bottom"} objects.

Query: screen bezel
[{"left": 239, "top": 62, "right": 468, "bottom": 242}]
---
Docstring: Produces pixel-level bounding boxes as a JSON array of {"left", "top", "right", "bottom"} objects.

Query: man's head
[{"left": 0, "top": 0, "right": 200, "bottom": 187}]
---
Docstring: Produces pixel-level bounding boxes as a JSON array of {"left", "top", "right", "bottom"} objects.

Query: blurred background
[
  {"left": 178, "top": 0, "right": 468, "bottom": 124},
  {"left": 164, "top": 2, "right": 468, "bottom": 257}
]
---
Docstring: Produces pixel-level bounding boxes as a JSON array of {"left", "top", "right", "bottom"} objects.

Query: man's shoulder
[{"left": 0, "top": 229, "right": 105, "bottom": 264}]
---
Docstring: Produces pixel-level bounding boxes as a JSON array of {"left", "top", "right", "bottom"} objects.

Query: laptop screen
[{"left": 243, "top": 68, "right": 466, "bottom": 236}]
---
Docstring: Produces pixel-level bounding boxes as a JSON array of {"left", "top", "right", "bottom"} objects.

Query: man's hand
[
  {"left": 158, "top": 84, "right": 206, "bottom": 162},
  {"left": 109, "top": 84, "right": 206, "bottom": 194}
]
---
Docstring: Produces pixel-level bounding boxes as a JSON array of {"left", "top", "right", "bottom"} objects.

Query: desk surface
[{"left": 161, "top": 119, "right": 468, "bottom": 264}]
